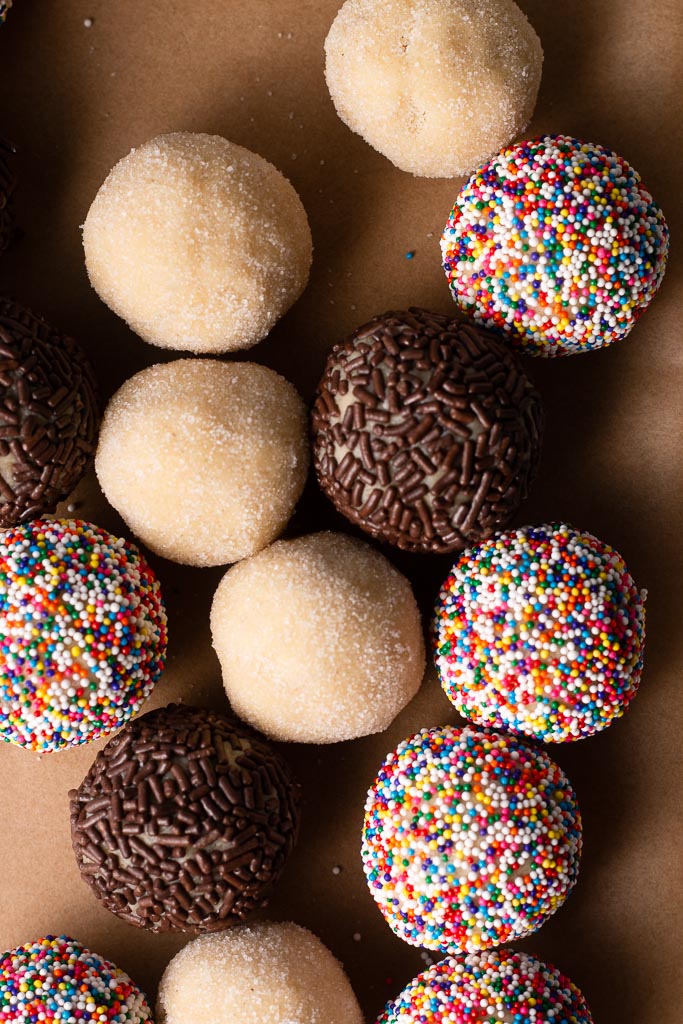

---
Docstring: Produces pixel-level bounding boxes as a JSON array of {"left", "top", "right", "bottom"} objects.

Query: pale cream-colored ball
[
  {"left": 156, "top": 922, "right": 364, "bottom": 1024},
  {"left": 210, "top": 531, "right": 425, "bottom": 742},
  {"left": 83, "top": 132, "right": 312, "bottom": 353},
  {"left": 324, "top": 0, "right": 543, "bottom": 178},
  {"left": 96, "top": 359, "right": 308, "bottom": 567}
]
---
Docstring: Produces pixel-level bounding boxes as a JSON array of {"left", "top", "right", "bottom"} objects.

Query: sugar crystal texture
[
  {"left": 83, "top": 132, "right": 312, "bottom": 353},
  {"left": 362, "top": 724, "right": 582, "bottom": 952},
  {"left": 156, "top": 921, "right": 364, "bottom": 1024},
  {"left": 95, "top": 358, "right": 309, "bottom": 566},
  {"left": 211, "top": 531, "right": 425, "bottom": 742},
  {"left": 324, "top": 0, "right": 542, "bottom": 178},
  {"left": 379, "top": 949, "right": 593, "bottom": 1023}
]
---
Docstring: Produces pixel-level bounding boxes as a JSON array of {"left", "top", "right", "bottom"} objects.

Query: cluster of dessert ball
[{"left": 0, "top": 0, "right": 669, "bottom": 1022}]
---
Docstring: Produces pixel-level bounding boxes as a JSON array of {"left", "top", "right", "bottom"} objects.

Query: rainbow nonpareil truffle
[
  {"left": 362, "top": 725, "right": 581, "bottom": 952},
  {"left": 379, "top": 949, "right": 593, "bottom": 1024},
  {"left": 441, "top": 134, "right": 669, "bottom": 356},
  {"left": 0, "top": 519, "right": 167, "bottom": 752},
  {"left": 0, "top": 935, "right": 152, "bottom": 1023},
  {"left": 433, "top": 523, "right": 646, "bottom": 743}
]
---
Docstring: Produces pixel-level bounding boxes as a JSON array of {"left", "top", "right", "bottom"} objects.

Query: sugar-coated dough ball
[
  {"left": 157, "top": 922, "right": 364, "bottom": 1024},
  {"left": 96, "top": 359, "right": 308, "bottom": 567},
  {"left": 324, "top": 0, "right": 542, "bottom": 178},
  {"left": 363, "top": 725, "right": 582, "bottom": 951},
  {"left": 83, "top": 132, "right": 312, "bottom": 353},
  {"left": 211, "top": 532, "right": 425, "bottom": 743},
  {"left": 379, "top": 950, "right": 593, "bottom": 1024}
]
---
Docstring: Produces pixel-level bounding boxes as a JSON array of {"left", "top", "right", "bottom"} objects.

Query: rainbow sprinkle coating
[
  {"left": 0, "top": 935, "right": 152, "bottom": 1022},
  {"left": 441, "top": 134, "right": 669, "bottom": 356},
  {"left": 379, "top": 949, "right": 593, "bottom": 1024},
  {"left": 0, "top": 519, "right": 167, "bottom": 752},
  {"left": 433, "top": 524, "right": 645, "bottom": 743},
  {"left": 361, "top": 725, "right": 581, "bottom": 953}
]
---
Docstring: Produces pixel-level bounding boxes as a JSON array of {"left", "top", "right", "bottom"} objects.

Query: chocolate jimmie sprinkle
[
  {"left": 69, "top": 704, "right": 301, "bottom": 934},
  {"left": 312, "top": 308, "right": 544, "bottom": 554},
  {"left": 0, "top": 298, "right": 99, "bottom": 525}
]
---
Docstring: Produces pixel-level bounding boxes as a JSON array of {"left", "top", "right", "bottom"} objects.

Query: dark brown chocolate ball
[
  {"left": 312, "top": 308, "right": 543, "bottom": 554},
  {"left": 0, "top": 139, "right": 17, "bottom": 252},
  {"left": 0, "top": 298, "right": 99, "bottom": 524},
  {"left": 69, "top": 703, "right": 301, "bottom": 934}
]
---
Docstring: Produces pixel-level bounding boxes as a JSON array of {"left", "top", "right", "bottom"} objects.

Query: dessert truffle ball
[
  {"left": 312, "top": 308, "right": 543, "bottom": 555},
  {"left": 379, "top": 950, "right": 593, "bottom": 1024},
  {"left": 442, "top": 134, "right": 669, "bottom": 355},
  {"left": 324, "top": 0, "right": 542, "bottom": 178},
  {"left": 83, "top": 132, "right": 312, "bottom": 353},
  {"left": 0, "top": 299, "right": 99, "bottom": 523},
  {"left": 0, "top": 140, "right": 17, "bottom": 250},
  {"left": 211, "top": 531, "right": 425, "bottom": 743},
  {"left": 70, "top": 703, "right": 301, "bottom": 933},
  {"left": 362, "top": 725, "right": 582, "bottom": 952},
  {"left": 96, "top": 359, "right": 308, "bottom": 567},
  {"left": 0, "top": 935, "right": 152, "bottom": 1024},
  {"left": 433, "top": 523, "right": 646, "bottom": 742},
  {"left": 0, "top": 519, "right": 167, "bottom": 752},
  {"left": 157, "top": 922, "right": 364, "bottom": 1024}
]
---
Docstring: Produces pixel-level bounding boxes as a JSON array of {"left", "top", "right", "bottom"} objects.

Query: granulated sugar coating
[
  {"left": 442, "top": 135, "right": 669, "bottom": 355},
  {"left": 379, "top": 949, "right": 593, "bottom": 1023},
  {"left": 156, "top": 922, "right": 364, "bottom": 1024},
  {"left": 83, "top": 132, "right": 312, "bottom": 353},
  {"left": 0, "top": 519, "right": 167, "bottom": 752},
  {"left": 433, "top": 523, "right": 646, "bottom": 742},
  {"left": 324, "top": 0, "right": 542, "bottom": 178},
  {"left": 210, "top": 531, "right": 425, "bottom": 743},
  {"left": 362, "top": 725, "right": 582, "bottom": 952},
  {"left": 95, "top": 359, "right": 309, "bottom": 567},
  {"left": 0, "top": 935, "right": 152, "bottom": 1023}
]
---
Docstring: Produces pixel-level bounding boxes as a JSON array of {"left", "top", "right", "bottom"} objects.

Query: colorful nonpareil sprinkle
[
  {"left": 378, "top": 949, "right": 593, "bottom": 1024},
  {"left": 433, "top": 523, "right": 646, "bottom": 743},
  {"left": 361, "top": 725, "right": 581, "bottom": 953},
  {"left": 441, "top": 134, "right": 669, "bottom": 355},
  {"left": 0, "top": 935, "right": 152, "bottom": 1022},
  {"left": 0, "top": 519, "right": 167, "bottom": 752}
]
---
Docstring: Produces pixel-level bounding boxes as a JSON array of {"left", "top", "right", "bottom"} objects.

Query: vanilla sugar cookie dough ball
[
  {"left": 96, "top": 359, "right": 309, "bottom": 567},
  {"left": 324, "top": 0, "right": 543, "bottom": 178},
  {"left": 157, "top": 922, "right": 364, "bottom": 1024},
  {"left": 83, "top": 132, "right": 312, "bottom": 353},
  {"left": 211, "top": 532, "right": 425, "bottom": 743}
]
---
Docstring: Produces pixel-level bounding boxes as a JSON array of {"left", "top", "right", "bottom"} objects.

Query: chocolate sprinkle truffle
[
  {"left": 312, "top": 308, "right": 543, "bottom": 554},
  {"left": 0, "top": 140, "right": 17, "bottom": 250},
  {"left": 0, "top": 298, "right": 99, "bottom": 524},
  {"left": 70, "top": 703, "right": 301, "bottom": 933}
]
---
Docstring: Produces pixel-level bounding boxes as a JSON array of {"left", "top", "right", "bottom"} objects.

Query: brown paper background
[{"left": 0, "top": 1, "right": 682, "bottom": 1020}]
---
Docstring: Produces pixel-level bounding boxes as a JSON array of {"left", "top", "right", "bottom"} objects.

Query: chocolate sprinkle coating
[
  {"left": 0, "top": 139, "right": 17, "bottom": 251},
  {"left": 312, "top": 308, "right": 543, "bottom": 554},
  {"left": 0, "top": 298, "right": 99, "bottom": 525},
  {"left": 69, "top": 703, "right": 301, "bottom": 934}
]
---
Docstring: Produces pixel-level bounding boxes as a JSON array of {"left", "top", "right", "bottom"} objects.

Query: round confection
[
  {"left": 70, "top": 703, "right": 301, "bottom": 933},
  {"left": 312, "top": 308, "right": 543, "bottom": 555},
  {"left": 0, "top": 298, "right": 99, "bottom": 523},
  {"left": 83, "top": 132, "right": 312, "bottom": 353},
  {"left": 379, "top": 950, "right": 593, "bottom": 1024},
  {"left": 0, "top": 935, "right": 152, "bottom": 1023},
  {"left": 442, "top": 134, "right": 669, "bottom": 355},
  {"left": 324, "top": 0, "right": 542, "bottom": 178},
  {"left": 0, "top": 519, "right": 166, "bottom": 752},
  {"left": 211, "top": 531, "right": 425, "bottom": 743},
  {"left": 434, "top": 523, "right": 646, "bottom": 742},
  {"left": 0, "top": 140, "right": 17, "bottom": 249},
  {"left": 157, "top": 922, "right": 364, "bottom": 1024},
  {"left": 362, "top": 724, "right": 582, "bottom": 952},
  {"left": 95, "top": 359, "right": 308, "bottom": 567}
]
